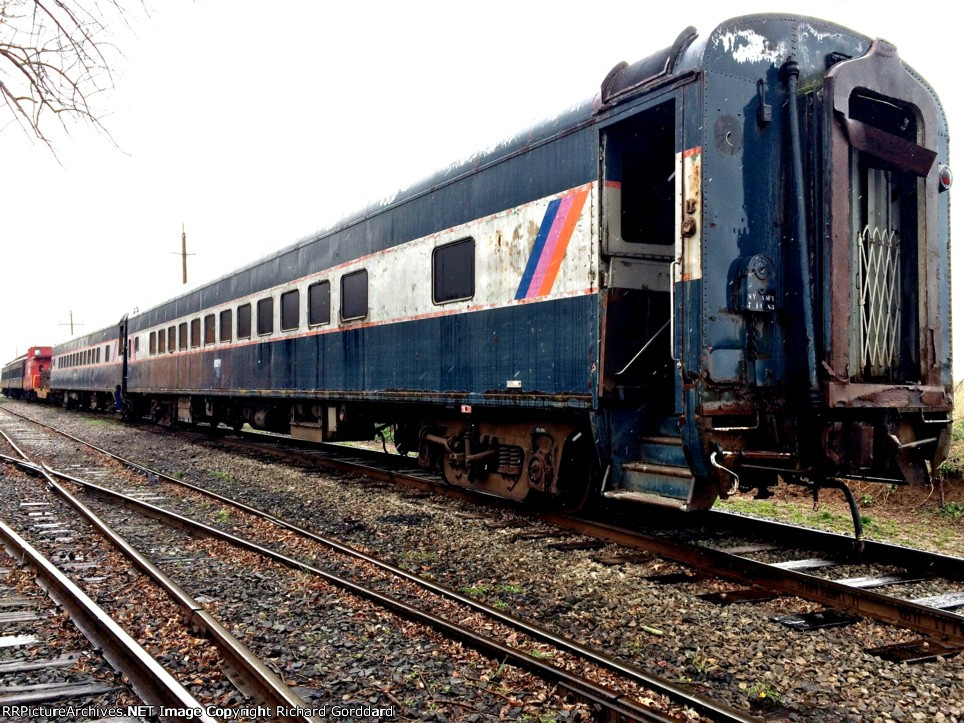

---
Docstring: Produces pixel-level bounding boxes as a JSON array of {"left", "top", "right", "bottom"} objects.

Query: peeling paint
[{"left": 717, "top": 30, "right": 786, "bottom": 65}]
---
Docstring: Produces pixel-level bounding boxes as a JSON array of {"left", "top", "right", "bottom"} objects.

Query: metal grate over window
[{"left": 852, "top": 225, "right": 901, "bottom": 379}]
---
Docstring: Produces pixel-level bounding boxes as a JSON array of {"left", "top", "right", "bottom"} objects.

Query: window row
[
  {"left": 144, "top": 237, "right": 475, "bottom": 357},
  {"left": 57, "top": 344, "right": 112, "bottom": 369},
  {"left": 147, "top": 273, "right": 355, "bottom": 356}
]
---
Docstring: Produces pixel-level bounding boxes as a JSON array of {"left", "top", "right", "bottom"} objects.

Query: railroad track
[
  {"left": 224, "top": 425, "right": 964, "bottom": 658},
  {"left": 3, "top": 401, "right": 964, "bottom": 718},
  {"left": 0, "top": 524, "right": 169, "bottom": 720},
  {"left": 0, "top": 405, "right": 752, "bottom": 722},
  {"left": 0, "top": 454, "right": 318, "bottom": 722},
  {"left": 192, "top": 419, "right": 964, "bottom": 661}
]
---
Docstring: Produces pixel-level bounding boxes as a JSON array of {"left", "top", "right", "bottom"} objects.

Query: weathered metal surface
[
  {"left": 826, "top": 382, "right": 951, "bottom": 409},
  {"left": 0, "top": 516, "right": 216, "bottom": 721},
  {"left": 32, "top": 14, "right": 954, "bottom": 507},
  {"left": 824, "top": 38, "right": 947, "bottom": 391}
]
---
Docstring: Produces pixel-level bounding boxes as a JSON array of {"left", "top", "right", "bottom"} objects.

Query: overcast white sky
[{"left": 1, "top": 0, "right": 959, "bottom": 377}]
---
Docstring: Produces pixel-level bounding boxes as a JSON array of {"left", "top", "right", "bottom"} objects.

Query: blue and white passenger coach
[{"left": 50, "top": 14, "right": 953, "bottom": 513}]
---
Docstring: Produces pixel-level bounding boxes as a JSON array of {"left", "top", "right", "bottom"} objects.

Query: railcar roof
[
  {"left": 72, "top": 13, "right": 902, "bottom": 343},
  {"left": 152, "top": 14, "right": 873, "bottom": 293},
  {"left": 2, "top": 354, "right": 28, "bottom": 368}
]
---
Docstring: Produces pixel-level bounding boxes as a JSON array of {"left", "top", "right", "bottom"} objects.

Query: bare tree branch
[{"left": 0, "top": 0, "right": 141, "bottom": 152}]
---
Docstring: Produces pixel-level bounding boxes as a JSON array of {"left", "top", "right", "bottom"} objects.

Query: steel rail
[
  {"left": 0, "top": 446, "right": 322, "bottom": 723},
  {"left": 58, "top": 450, "right": 754, "bottom": 722},
  {"left": 218, "top": 426, "right": 964, "bottom": 646},
  {"left": 7, "top": 408, "right": 964, "bottom": 647},
  {"left": 218, "top": 426, "right": 964, "bottom": 647},
  {"left": 705, "top": 509, "right": 964, "bottom": 581},
  {"left": 0, "top": 406, "right": 757, "bottom": 722},
  {"left": 0, "top": 462, "right": 216, "bottom": 723},
  {"left": 45, "top": 466, "right": 695, "bottom": 723},
  {"left": 539, "top": 512, "right": 964, "bottom": 646}
]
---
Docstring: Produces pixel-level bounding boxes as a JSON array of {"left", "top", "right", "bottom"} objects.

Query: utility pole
[
  {"left": 59, "top": 310, "right": 85, "bottom": 336},
  {"left": 172, "top": 223, "right": 196, "bottom": 285}
]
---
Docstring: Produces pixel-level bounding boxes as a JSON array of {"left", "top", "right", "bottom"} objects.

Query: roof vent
[{"left": 600, "top": 25, "right": 698, "bottom": 105}]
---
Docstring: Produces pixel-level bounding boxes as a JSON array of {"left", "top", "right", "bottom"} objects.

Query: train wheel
[{"left": 552, "top": 432, "right": 596, "bottom": 513}]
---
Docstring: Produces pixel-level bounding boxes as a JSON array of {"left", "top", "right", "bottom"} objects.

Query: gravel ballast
[{"left": 4, "top": 400, "right": 964, "bottom": 721}]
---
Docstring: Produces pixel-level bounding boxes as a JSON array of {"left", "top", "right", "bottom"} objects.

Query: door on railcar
[
  {"left": 598, "top": 91, "right": 706, "bottom": 507},
  {"left": 819, "top": 40, "right": 952, "bottom": 484},
  {"left": 599, "top": 98, "right": 678, "bottom": 400}
]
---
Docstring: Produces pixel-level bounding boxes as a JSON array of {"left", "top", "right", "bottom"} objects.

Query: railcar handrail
[{"left": 615, "top": 319, "right": 671, "bottom": 376}]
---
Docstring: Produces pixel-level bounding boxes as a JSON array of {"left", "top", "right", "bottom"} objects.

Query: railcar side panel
[{"left": 127, "top": 180, "right": 600, "bottom": 409}]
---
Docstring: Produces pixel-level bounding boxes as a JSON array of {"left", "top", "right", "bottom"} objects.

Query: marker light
[{"left": 939, "top": 165, "right": 953, "bottom": 191}]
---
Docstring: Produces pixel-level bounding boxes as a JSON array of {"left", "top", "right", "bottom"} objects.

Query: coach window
[
  {"left": 341, "top": 269, "right": 368, "bottom": 321},
  {"left": 168, "top": 326, "right": 177, "bottom": 353},
  {"left": 281, "top": 290, "right": 299, "bottom": 332},
  {"left": 219, "top": 309, "right": 232, "bottom": 343},
  {"left": 204, "top": 314, "right": 216, "bottom": 345},
  {"left": 237, "top": 303, "right": 252, "bottom": 339},
  {"left": 97, "top": 348, "right": 102, "bottom": 364},
  {"left": 191, "top": 318, "right": 201, "bottom": 348},
  {"left": 257, "top": 297, "right": 274, "bottom": 336},
  {"left": 105, "top": 345, "right": 111, "bottom": 363},
  {"left": 134, "top": 337, "right": 140, "bottom": 354},
  {"left": 178, "top": 323, "right": 188, "bottom": 351},
  {"left": 150, "top": 332, "right": 157, "bottom": 355},
  {"left": 158, "top": 329, "right": 166, "bottom": 354},
  {"left": 308, "top": 281, "right": 331, "bottom": 326},
  {"left": 433, "top": 237, "right": 475, "bottom": 303}
]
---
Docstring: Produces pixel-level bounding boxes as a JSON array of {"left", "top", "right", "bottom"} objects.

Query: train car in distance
[
  {"left": 48, "top": 325, "right": 125, "bottom": 411},
  {"left": 1, "top": 346, "right": 52, "bottom": 401},
  {"left": 49, "top": 14, "right": 953, "bottom": 522}
]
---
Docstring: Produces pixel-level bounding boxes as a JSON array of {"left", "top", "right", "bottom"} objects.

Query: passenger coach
[{"left": 49, "top": 14, "right": 953, "bottom": 516}]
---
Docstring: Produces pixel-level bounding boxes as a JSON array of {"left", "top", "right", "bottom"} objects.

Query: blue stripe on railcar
[{"left": 128, "top": 295, "right": 597, "bottom": 409}]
